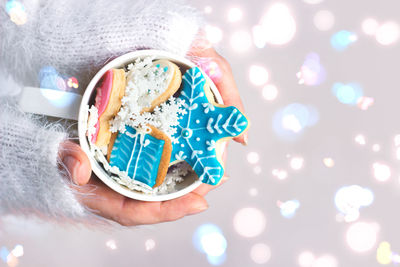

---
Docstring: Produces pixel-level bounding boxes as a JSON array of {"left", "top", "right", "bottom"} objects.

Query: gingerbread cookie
[
  {"left": 90, "top": 69, "right": 125, "bottom": 147},
  {"left": 169, "top": 67, "right": 250, "bottom": 185},
  {"left": 108, "top": 125, "right": 172, "bottom": 188},
  {"left": 142, "top": 59, "right": 182, "bottom": 112},
  {"left": 124, "top": 59, "right": 182, "bottom": 114}
]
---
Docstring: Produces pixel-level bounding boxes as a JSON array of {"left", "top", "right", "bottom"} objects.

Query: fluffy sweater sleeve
[{"left": 0, "top": 0, "right": 203, "bottom": 223}]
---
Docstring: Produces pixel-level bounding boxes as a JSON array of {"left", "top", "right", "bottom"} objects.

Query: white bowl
[{"left": 78, "top": 50, "right": 223, "bottom": 202}]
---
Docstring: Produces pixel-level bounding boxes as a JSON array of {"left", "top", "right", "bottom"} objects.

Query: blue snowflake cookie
[{"left": 170, "top": 67, "right": 249, "bottom": 185}]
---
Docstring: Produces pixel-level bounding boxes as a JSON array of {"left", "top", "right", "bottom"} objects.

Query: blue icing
[
  {"left": 110, "top": 126, "right": 165, "bottom": 187},
  {"left": 170, "top": 67, "right": 249, "bottom": 185}
]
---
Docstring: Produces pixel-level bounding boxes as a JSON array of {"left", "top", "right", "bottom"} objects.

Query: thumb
[{"left": 59, "top": 141, "right": 92, "bottom": 186}]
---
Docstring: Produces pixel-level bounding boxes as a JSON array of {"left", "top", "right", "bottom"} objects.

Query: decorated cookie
[
  {"left": 91, "top": 69, "right": 126, "bottom": 147},
  {"left": 142, "top": 59, "right": 182, "bottom": 112},
  {"left": 170, "top": 67, "right": 249, "bottom": 185},
  {"left": 124, "top": 58, "right": 182, "bottom": 114},
  {"left": 108, "top": 125, "right": 172, "bottom": 188},
  {"left": 87, "top": 56, "right": 250, "bottom": 194}
]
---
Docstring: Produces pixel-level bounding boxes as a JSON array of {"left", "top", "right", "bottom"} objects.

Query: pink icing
[{"left": 91, "top": 70, "right": 113, "bottom": 143}]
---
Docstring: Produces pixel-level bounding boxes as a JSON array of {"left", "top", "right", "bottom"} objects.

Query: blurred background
[{"left": 2, "top": 0, "right": 400, "bottom": 266}]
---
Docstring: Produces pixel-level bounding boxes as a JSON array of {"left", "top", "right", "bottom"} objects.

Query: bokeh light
[
  {"left": 250, "top": 243, "right": 271, "bottom": 264},
  {"left": 357, "top": 96, "right": 374, "bottom": 111},
  {"left": 196, "top": 58, "right": 223, "bottom": 83},
  {"left": 362, "top": 18, "right": 379, "bottom": 36},
  {"left": 299, "top": 252, "right": 338, "bottom": 267},
  {"left": 205, "top": 25, "right": 223, "bottom": 44},
  {"left": 313, "top": 255, "right": 338, "bottom": 267},
  {"left": 332, "top": 83, "right": 363, "bottom": 105},
  {"left": 67, "top": 77, "right": 79, "bottom": 89},
  {"left": 249, "top": 188, "right": 259, "bottom": 196},
  {"left": 262, "top": 84, "right": 278, "bottom": 101},
  {"left": 247, "top": 152, "right": 260, "bottom": 164},
  {"left": 7, "top": 254, "right": 18, "bottom": 267},
  {"left": 298, "top": 251, "right": 315, "bottom": 267},
  {"left": 254, "top": 3, "right": 296, "bottom": 47},
  {"left": 375, "top": 22, "right": 400, "bottom": 45},
  {"left": 38, "top": 66, "right": 79, "bottom": 108},
  {"left": 230, "top": 30, "right": 253, "bottom": 52},
  {"left": 272, "top": 169, "right": 288, "bottom": 180},
  {"left": 313, "top": 10, "right": 335, "bottom": 31},
  {"left": 334, "top": 185, "right": 374, "bottom": 222},
  {"left": 233, "top": 207, "right": 266, "bottom": 238},
  {"left": 39, "top": 66, "right": 66, "bottom": 91},
  {"left": 290, "top": 157, "right": 304, "bottom": 170},
  {"left": 323, "top": 158, "right": 335, "bottom": 168},
  {"left": 249, "top": 65, "right": 269, "bottom": 86},
  {"left": 277, "top": 199, "right": 300, "bottom": 218},
  {"left": 297, "top": 53, "right": 326, "bottom": 86},
  {"left": 204, "top": 6, "right": 213, "bottom": 14},
  {"left": 273, "top": 103, "right": 319, "bottom": 139},
  {"left": 106, "top": 239, "right": 117, "bottom": 250},
  {"left": 253, "top": 166, "right": 262, "bottom": 175},
  {"left": 10, "top": 246, "right": 23, "bottom": 258},
  {"left": 193, "top": 224, "right": 227, "bottom": 266},
  {"left": 373, "top": 162, "right": 391, "bottom": 182},
  {"left": 302, "top": 0, "right": 324, "bottom": 4},
  {"left": 0, "top": 245, "right": 24, "bottom": 267},
  {"left": 376, "top": 241, "right": 392, "bottom": 265},
  {"left": 227, "top": 7, "right": 243, "bottom": 23},
  {"left": 6, "top": 0, "right": 27, "bottom": 25},
  {"left": 346, "top": 222, "right": 379, "bottom": 252},
  {"left": 145, "top": 239, "right": 156, "bottom": 251},
  {"left": 355, "top": 134, "right": 367, "bottom": 145},
  {"left": 207, "top": 254, "right": 227, "bottom": 266},
  {"left": 372, "top": 144, "right": 381, "bottom": 152},
  {"left": 394, "top": 134, "right": 400, "bottom": 147},
  {"left": 331, "top": 31, "right": 358, "bottom": 51},
  {"left": 0, "top": 247, "right": 9, "bottom": 263},
  {"left": 252, "top": 25, "right": 266, "bottom": 49}
]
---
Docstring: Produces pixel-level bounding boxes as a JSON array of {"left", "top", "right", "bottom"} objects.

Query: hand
[{"left": 59, "top": 48, "right": 246, "bottom": 226}]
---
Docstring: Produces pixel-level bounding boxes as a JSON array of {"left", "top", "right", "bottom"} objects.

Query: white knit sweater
[{"left": 0, "top": 0, "right": 203, "bottom": 223}]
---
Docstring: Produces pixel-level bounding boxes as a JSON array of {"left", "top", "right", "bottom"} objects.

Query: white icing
[
  {"left": 87, "top": 105, "right": 99, "bottom": 141},
  {"left": 109, "top": 57, "right": 186, "bottom": 139},
  {"left": 90, "top": 144, "right": 154, "bottom": 194},
  {"left": 206, "top": 118, "right": 214, "bottom": 133},
  {"left": 154, "top": 162, "right": 192, "bottom": 194},
  {"left": 206, "top": 140, "right": 216, "bottom": 151},
  {"left": 214, "top": 114, "right": 223, "bottom": 134},
  {"left": 90, "top": 142, "right": 195, "bottom": 195},
  {"left": 222, "top": 109, "right": 237, "bottom": 136},
  {"left": 202, "top": 103, "right": 215, "bottom": 114}
]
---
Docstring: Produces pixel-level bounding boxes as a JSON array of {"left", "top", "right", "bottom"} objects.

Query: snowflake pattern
[{"left": 170, "top": 67, "right": 249, "bottom": 185}]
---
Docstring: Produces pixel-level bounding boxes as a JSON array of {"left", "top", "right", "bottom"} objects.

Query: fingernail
[
  {"left": 63, "top": 156, "right": 80, "bottom": 183},
  {"left": 243, "top": 133, "right": 249, "bottom": 146},
  {"left": 189, "top": 204, "right": 209, "bottom": 215},
  {"left": 222, "top": 176, "right": 230, "bottom": 183}
]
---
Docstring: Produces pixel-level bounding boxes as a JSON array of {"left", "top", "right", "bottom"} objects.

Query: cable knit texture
[{"left": 0, "top": 0, "right": 203, "bottom": 223}]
